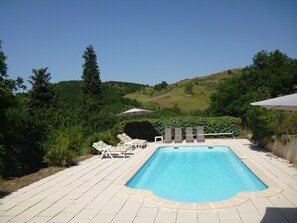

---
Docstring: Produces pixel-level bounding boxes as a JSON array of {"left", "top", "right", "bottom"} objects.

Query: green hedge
[{"left": 114, "top": 116, "right": 241, "bottom": 141}]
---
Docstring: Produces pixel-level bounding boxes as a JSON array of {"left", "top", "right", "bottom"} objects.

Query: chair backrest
[
  {"left": 186, "top": 127, "right": 193, "bottom": 135},
  {"left": 117, "top": 134, "right": 128, "bottom": 143},
  {"left": 174, "top": 128, "right": 183, "bottom": 143},
  {"left": 122, "top": 133, "right": 133, "bottom": 141},
  {"left": 175, "top": 128, "right": 182, "bottom": 136},
  {"left": 164, "top": 128, "right": 172, "bottom": 142},
  {"left": 93, "top": 141, "right": 104, "bottom": 151},
  {"left": 164, "top": 128, "right": 172, "bottom": 136},
  {"left": 197, "top": 126, "right": 204, "bottom": 135}
]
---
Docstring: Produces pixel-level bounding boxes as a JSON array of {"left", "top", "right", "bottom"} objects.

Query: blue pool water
[{"left": 126, "top": 146, "right": 267, "bottom": 202}]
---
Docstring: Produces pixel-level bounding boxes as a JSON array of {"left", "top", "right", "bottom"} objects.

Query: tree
[
  {"left": 0, "top": 41, "right": 29, "bottom": 177},
  {"left": 79, "top": 45, "right": 104, "bottom": 136},
  {"left": 154, "top": 81, "right": 168, "bottom": 91},
  {"left": 208, "top": 49, "right": 297, "bottom": 145},
  {"left": 0, "top": 41, "right": 10, "bottom": 128},
  {"left": 208, "top": 50, "right": 297, "bottom": 120},
  {"left": 81, "top": 45, "right": 102, "bottom": 97},
  {"left": 23, "top": 68, "right": 58, "bottom": 173},
  {"left": 28, "top": 67, "right": 57, "bottom": 109},
  {"left": 0, "top": 40, "right": 8, "bottom": 82},
  {"left": 0, "top": 41, "right": 11, "bottom": 176}
]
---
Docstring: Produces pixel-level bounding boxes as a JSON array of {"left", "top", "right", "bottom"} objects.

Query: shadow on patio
[{"left": 261, "top": 207, "right": 297, "bottom": 223}]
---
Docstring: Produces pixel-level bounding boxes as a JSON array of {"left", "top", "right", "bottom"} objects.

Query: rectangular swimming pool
[{"left": 126, "top": 146, "right": 268, "bottom": 203}]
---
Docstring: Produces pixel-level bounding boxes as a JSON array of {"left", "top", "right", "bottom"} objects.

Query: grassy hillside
[
  {"left": 55, "top": 69, "right": 242, "bottom": 111},
  {"left": 124, "top": 69, "right": 242, "bottom": 111}
]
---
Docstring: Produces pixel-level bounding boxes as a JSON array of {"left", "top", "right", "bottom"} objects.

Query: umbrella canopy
[
  {"left": 116, "top": 108, "right": 153, "bottom": 117},
  {"left": 250, "top": 93, "right": 297, "bottom": 111}
]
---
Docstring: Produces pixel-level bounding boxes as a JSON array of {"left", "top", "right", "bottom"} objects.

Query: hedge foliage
[{"left": 115, "top": 116, "right": 241, "bottom": 141}]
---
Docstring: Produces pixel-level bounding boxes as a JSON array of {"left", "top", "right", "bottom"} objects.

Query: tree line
[
  {"left": 208, "top": 50, "right": 297, "bottom": 144},
  {"left": 0, "top": 43, "right": 141, "bottom": 178}
]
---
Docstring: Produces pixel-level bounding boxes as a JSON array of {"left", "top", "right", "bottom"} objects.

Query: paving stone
[
  {"left": 278, "top": 207, "right": 297, "bottom": 223},
  {"left": 0, "top": 215, "right": 14, "bottom": 223},
  {"left": 68, "top": 217, "right": 93, "bottom": 223},
  {"left": 27, "top": 216, "right": 52, "bottom": 223},
  {"left": 48, "top": 211, "right": 77, "bottom": 222},
  {"left": 8, "top": 210, "right": 39, "bottom": 222},
  {"left": 0, "top": 201, "right": 19, "bottom": 211},
  {"left": 260, "top": 207, "right": 289, "bottom": 223},
  {"left": 62, "top": 203, "right": 85, "bottom": 213},
  {"left": 1, "top": 205, "right": 29, "bottom": 216},
  {"left": 133, "top": 216, "right": 155, "bottom": 223},
  {"left": 218, "top": 208, "right": 243, "bottom": 223},
  {"left": 240, "top": 213, "right": 263, "bottom": 223},
  {"left": 38, "top": 205, "right": 64, "bottom": 217},
  {"left": 136, "top": 204, "right": 158, "bottom": 217},
  {"left": 154, "top": 208, "right": 177, "bottom": 223},
  {"left": 100, "top": 193, "right": 129, "bottom": 215},
  {"left": 176, "top": 210, "right": 197, "bottom": 223},
  {"left": 26, "top": 202, "right": 52, "bottom": 212},
  {"left": 113, "top": 201, "right": 142, "bottom": 222},
  {"left": 74, "top": 208, "right": 101, "bottom": 220},
  {"left": 198, "top": 212, "right": 220, "bottom": 223},
  {"left": 90, "top": 214, "right": 114, "bottom": 223}
]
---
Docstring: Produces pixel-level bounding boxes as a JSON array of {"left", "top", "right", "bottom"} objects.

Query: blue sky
[{"left": 1, "top": 0, "right": 297, "bottom": 87}]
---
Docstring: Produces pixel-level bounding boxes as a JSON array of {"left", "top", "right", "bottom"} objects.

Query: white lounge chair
[
  {"left": 92, "top": 141, "right": 129, "bottom": 159},
  {"left": 117, "top": 134, "right": 133, "bottom": 147},
  {"left": 118, "top": 133, "right": 147, "bottom": 148}
]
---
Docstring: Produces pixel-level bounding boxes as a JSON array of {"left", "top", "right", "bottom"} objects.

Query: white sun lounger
[
  {"left": 92, "top": 141, "right": 129, "bottom": 159},
  {"left": 117, "top": 133, "right": 147, "bottom": 148}
]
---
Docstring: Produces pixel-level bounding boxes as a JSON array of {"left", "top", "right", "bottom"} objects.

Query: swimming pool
[{"left": 126, "top": 146, "right": 268, "bottom": 203}]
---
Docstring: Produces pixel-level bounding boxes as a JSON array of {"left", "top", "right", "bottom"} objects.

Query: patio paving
[{"left": 0, "top": 139, "right": 297, "bottom": 223}]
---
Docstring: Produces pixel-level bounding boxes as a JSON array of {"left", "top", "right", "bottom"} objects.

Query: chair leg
[
  {"left": 99, "top": 150, "right": 105, "bottom": 159},
  {"left": 106, "top": 150, "right": 113, "bottom": 159}
]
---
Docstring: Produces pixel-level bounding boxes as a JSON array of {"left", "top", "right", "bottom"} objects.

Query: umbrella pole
[{"left": 133, "top": 112, "right": 137, "bottom": 138}]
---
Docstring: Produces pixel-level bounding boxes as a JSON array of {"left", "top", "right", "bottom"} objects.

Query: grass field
[{"left": 125, "top": 69, "right": 242, "bottom": 111}]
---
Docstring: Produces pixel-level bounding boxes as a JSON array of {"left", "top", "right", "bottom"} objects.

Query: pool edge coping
[{"left": 116, "top": 142, "right": 283, "bottom": 211}]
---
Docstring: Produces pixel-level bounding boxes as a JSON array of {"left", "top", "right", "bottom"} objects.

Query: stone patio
[{"left": 0, "top": 139, "right": 297, "bottom": 223}]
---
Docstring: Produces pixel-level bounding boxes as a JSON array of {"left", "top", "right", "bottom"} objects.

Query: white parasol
[
  {"left": 116, "top": 108, "right": 153, "bottom": 118},
  {"left": 250, "top": 93, "right": 297, "bottom": 111}
]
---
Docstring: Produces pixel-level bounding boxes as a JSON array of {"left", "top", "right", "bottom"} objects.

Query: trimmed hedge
[{"left": 114, "top": 116, "right": 241, "bottom": 141}]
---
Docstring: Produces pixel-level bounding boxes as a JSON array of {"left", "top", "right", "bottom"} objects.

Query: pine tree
[
  {"left": 81, "top": 45, "right": 102, "bottom": 97},
  {"left": 0, "top": 40, "right": 8, "bottom": 82},
  {"left": 28, "top": 67, "right": 57, "bottom": 110},
  {"left": 23, "top": 68, "right": 58, "bottom": 173},
  {"left": 79, "top": 45, "right": 103, "bottom": 136}
]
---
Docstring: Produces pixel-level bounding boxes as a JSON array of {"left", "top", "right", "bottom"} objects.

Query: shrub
[
  {"left": 154, "top": 81, "right": 168, "bottom": 91},
  {"left": 152, "top": 116, "right": 240, "bottom": 136},
  {"left": 114, "top": 116, "right": 241, "bottom": 140},
  {"left": 44, "top": 146, "right": 75, "bottom": 167},
  {"left": 44, "top": 125, "right": 83, "bottom": 166},
  {"left": 247, "top": 107, "right": 297, "bottom": 146},
  {"left": 184, "top": 83, "right": 193, "bottom": 95}
]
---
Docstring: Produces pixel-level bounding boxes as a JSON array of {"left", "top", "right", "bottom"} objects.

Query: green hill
[
  {"left": 55, "top": 69, "right": 242, "bottom": 112},
  {"left": 124, "top": 69, "right": 242, "bottom": 111},
  {"left": 56, "top": 80, "right": 147, "bottom": 108}
]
